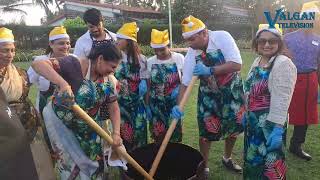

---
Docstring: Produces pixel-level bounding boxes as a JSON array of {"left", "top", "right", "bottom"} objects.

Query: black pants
[{"left": 290, "top": 125, "right": 308, "bottom": 149}]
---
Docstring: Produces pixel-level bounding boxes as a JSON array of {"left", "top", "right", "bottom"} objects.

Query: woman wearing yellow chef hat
[
  {"left": 0, "top": 27, "right": 55, "bottom": 178},
  {"left": 146, "top": 29, "right": 184, "bottom": 143},
  {"left": 27, "top": 26, "right": 73, "bottom": 171},
  {"left": 0, "top": 26, "right": 39, "bottom": 180},
  {"left": 0, "top": 27, "right": 40, "bottom": 145},
  {"left": 242, "top": 24, "right": 296, "bottom": 179},
  {"left": 114, "top": 22, "right": 149, "bottom": 151},
  {"left": 28, "top": 26, "right": 72, "bottom": 114}
]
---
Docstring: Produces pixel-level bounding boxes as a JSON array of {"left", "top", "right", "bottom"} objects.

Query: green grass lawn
[{"left": 15, "top": 51, "right": 320, "bottom": 180}]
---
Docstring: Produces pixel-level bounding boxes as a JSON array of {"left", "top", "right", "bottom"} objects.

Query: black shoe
[
  {"left": 289, "top": 147, "right": 312, "bottom": 161},
  {"left": 222, "top": 158, "right": 242, "bottom": 173}
]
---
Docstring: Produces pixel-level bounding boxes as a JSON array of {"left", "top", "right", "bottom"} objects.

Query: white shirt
[
  {"left": 28, "top": 54, "right": 51, "bottom": 92},
  {"left": 182, "top": 30, "right": 242, "bottom": 86},
  {"left": 27, "top": 54, "right": 76, "bottom": 111},
  {"left": 146, "top": 52, "right": 185, "bottom": 79},
  {"left": 73, "top": 30, "right": 117, "bottom": 58}
]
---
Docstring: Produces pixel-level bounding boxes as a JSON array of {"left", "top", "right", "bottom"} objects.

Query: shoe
[
  {"left": 289, "top": 146, "right": 312, "bottom": 161},
  {"left": 195, "top": 168, "right": 209, "bottom": 180},
  {"left": 200, "top": 168, "right": 209, "bottom": 180},
  {"left": 222, "top": 158, "right": 242, "bottom": 173},
  {"left": 203, "top": 170, "right": 209, "bottom": 180}
]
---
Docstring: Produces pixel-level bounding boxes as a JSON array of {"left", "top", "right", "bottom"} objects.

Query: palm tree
[
  {"left": 0, "top": 0, "right": 33, "bottom": 15},
  {"left": 0, "top": 0, "right": 63, "bottom": 24},
  {"left": 32, "top": 0, "right": 54, "bottom": 18}
]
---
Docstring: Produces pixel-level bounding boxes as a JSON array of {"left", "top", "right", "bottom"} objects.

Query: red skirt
[{"left": 289, "top": 72, "right": 318, "bottom": 125}]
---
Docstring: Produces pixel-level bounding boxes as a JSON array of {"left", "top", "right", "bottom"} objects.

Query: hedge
[
  {"left": 13, "top": 46, "right": 155, "bottom": 62},
  {"left": 5, "top": 23, "right": 254, "bottom": 50},
  {"left": 14, "top": 48, "right": 46, "bottom": 62}
]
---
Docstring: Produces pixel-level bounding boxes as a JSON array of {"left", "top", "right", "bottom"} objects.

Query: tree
[
  {"left": 63, "top": 16, "right": 86, "bottom": 28},
  {"left": 104, "top": 0, "right": 166, "bottom": 10},
  {"left": 171, "top": 0, "right": 222, "bottom": 24},
  {"left": 0, "top": 0, "right": 60, "bottom": 23},
  {"left": 33, "top": 0, "right": 54, "bottom": 18},
  {"left": 0, "top": 0, "right": 33, "bottom": 15},
  {"left": 238, "top": 0, "right": 312, "bottom": 26}
]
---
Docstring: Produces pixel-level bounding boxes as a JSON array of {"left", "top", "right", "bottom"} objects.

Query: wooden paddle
[
  {"left": 72, "top": 104, "right": 154, "bottom": 180},
  {"left": 148, "top": 76, "right": 198, "bottom": 177}
]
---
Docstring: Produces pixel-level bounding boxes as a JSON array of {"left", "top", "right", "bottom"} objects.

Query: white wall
[{"left": 65, "top": 1, "right": 121, "bottom": 18}]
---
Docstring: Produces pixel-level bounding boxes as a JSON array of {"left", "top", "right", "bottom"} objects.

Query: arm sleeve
[
  {"left": 146, "top": 57, "right": 155, "bottom": 79},
  {"left": 73, "top": 39, "right": 86, "bottom": 58},
  {"left": 175, "top": 53, "right": 185, "bottom": 71},
  {"left": 181, "top": 48, "right": 196, "bottom": 86},
  {"left": 216, "top": 31, "right": 242, "bottom": 64},
  {"left": 105, "top": 75, "right": 118, "bottom": 103},
  {"left": 267, "top": 58, "right": 297, "bottom": 125},
  {"left": 27, "top": 56, "right": 51, "bottom": 91},
  {"left": 27, "top": 66, "right": 39, "bottom": 85},
  {"left": 139, "top": 55, "right": 148, "bottom": 79}
]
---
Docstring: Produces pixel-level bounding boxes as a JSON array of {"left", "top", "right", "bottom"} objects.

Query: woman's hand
[
  {"left": 138, "top": 79, "right": 147, "bottom": 96},
  {"left": 266, "top": 124, "right": 284, "bottom": 152},
  {"left": 112, "top": 132, "right": 123, "bottom": 147},
  {"left": 54, "top": 82, "right": 75, "bottom": 108},
  {"left": 58, "top": 82, "right": 73, "bottom": 97}
]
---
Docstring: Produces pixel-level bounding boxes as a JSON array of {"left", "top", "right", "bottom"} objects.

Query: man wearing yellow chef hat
[
  {"left": 171, "top": 16, "right": 244, "bottom": 177},
  {"left": 146, "top": 29, "right": 185, "bottom": 143},
  {"left": 0, "top": 27, "right": 39, "bottom": 179},
  {"left": 285, "top": 1, "right": 320, "bottom": 161},
  {"left": 114, "top": 22, "right": 149, "bottom": 151}
]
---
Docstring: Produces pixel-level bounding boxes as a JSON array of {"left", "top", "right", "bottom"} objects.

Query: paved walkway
[{"left": 30, "top": 128, "right": 55, "bottom": 180}]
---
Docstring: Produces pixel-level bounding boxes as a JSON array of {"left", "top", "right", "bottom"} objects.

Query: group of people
[{"left": 0, "top": 1, "right": 319, "bottom": 180}]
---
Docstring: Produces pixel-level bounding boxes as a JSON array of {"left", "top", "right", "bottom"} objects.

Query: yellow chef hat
[
  {"left": 181, "top": 15, "right": 206, "bottom": 39},
  {"left": 150, "top": 29, "right": 169, "bottom": 48},
  {"left": 0, "top": 27, "right": 14, "bottom": 43},
  {"left": 301, "top": 1, "right": 320, "bottom": 14},
  {"left": 256, "top": 24, "right": 283, "bottom": 37},
  {"left": 49, "top": 26, "right": 69, "bottom": 41},
  {"left": 116, "top": 22, "right": 139, "bottom": 42}
]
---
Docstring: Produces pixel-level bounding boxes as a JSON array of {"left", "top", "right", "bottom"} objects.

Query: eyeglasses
[{"left": 257, "top": 38, "right": 279, "bottom": 46}]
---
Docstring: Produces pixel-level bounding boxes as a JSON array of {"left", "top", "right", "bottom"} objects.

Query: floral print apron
[
  {"left": 115, "top": 61, "right": 147, "bottom": 151},
  {"left": 243, "top": 62, "right": 287, "bottom": 180},
  {"left": 149, "top": 62, "right": 182, "bottom": 143},
  {"left": 196, "top": 50, "right": 244, "bottom": 141}
]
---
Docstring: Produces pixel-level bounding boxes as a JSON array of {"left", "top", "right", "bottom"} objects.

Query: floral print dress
[
  {"left": 197, "top": 50, "right": 244, "bottom": 141},
  {"left": 115, "top": 57, "right": 148, "bottom": 151},
  {"left": 149, "top": 61, "right": 182, "bottom": 143},
  {"left": 45, "top": 56, "right": 117, "bottom": 179},
  {"left": 243, "top": 61, "right": 287, "bottom": 180}
]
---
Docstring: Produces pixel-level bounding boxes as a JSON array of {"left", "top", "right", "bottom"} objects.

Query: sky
[
  {"left": 0, "top": 0, "right": 316, "bottom": 26},
  {"left": 0, "top": 1, "right": 53, "bottom": 26}
]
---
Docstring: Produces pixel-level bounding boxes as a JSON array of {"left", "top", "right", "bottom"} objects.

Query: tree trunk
[{"left": 54, "top": 0, "right": 61, "bottom": 11}]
